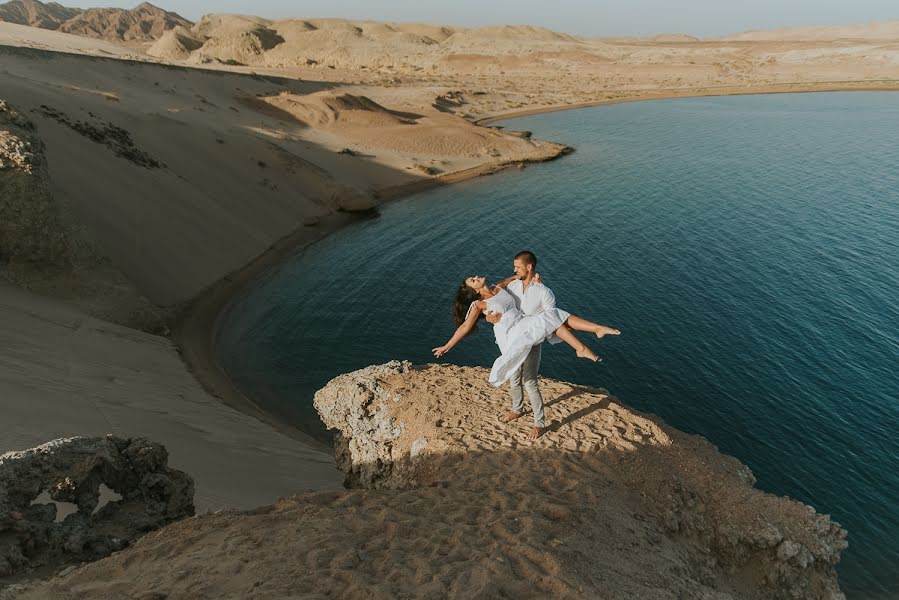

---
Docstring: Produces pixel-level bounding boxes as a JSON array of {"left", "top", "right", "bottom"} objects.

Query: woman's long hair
[{"left": 453, "top": 280, "right": 482, "bottom": 333}]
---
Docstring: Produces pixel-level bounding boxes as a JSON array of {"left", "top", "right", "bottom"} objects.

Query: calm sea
[{"left": 216, "top": 92, "right": 899, "bottom": 596}]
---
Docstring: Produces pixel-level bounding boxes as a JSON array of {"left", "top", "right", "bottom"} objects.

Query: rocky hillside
[
  {"left": 0, "top": 0, "right": 79, "bottom": 29},
  {"left": 0, "top": 0, "right": 190, "bottom": 43},
  {"left": 147, "top": 14, "right": 592, "bottom": 68},
  {"left": 6, "top": 362, "right": 848, "bottom": 599}
]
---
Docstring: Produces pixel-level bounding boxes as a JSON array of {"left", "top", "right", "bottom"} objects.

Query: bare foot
[
  {"left": 595, "top": 326, "right": 620, "bottom": 339},
  {"left": 576, "top": 347, "right": 601, "bottom": 362},
  {"left": 528, "top": 426, "right": 545, "bottom": 440},
  {"left": 500, "top": 410, "right": 523, "bottom": 423}
]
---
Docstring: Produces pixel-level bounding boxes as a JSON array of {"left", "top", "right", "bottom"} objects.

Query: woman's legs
[
  {"left": 565, "top": 315, "right": 621, "bottom": 339},
  {"left": 553, "top": 324, "right": 600, "bottom": 362}
]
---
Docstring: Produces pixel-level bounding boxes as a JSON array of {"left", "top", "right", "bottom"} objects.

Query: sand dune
[
  {"left": 253, "top": 90, "right": 564, "bottom": 164},
  {"left": 145, "top": 24, "right": 202, "bottom": 60},
  {"left": 0, "top": 282, "right": 342, "bottom": 512},
  {"left": 1, "top": 38, "right": 550, "bottom": 313},
  {"left": 0, "top": 21, "right": 146, "bottom": 57}
]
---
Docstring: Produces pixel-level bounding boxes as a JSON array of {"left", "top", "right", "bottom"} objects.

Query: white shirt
[{"left": 506, "top": 279, "right": 556, "bottom": 317}]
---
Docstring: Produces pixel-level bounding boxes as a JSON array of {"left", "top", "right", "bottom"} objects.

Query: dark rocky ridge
[{"left": 0, "top": 0, "right": 191, "bottom": 43}]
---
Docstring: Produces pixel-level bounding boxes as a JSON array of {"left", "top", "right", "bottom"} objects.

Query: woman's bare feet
[
  {"left": 528, "top": 426, "right": 545, "bottom": 440},
  {"left": 594, "top": 326, "right": 620, "bottom": 339},
  {"left": 576, "top": 347, "right": 601, "bottom": 362}
]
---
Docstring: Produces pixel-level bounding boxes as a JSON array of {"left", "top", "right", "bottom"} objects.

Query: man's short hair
[{"left": 515, "top": 250, "right": 537, "bottom": 269}]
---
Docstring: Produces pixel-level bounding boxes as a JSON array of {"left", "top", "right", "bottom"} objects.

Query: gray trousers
[{"left": 510, "top": 343, "right": 544, "bottom": 428}]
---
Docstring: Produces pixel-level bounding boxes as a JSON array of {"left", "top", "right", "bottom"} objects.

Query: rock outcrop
[
  {"left": 0, "top": 99, "right": 166, "bottom": 332},
  {"left": 5, "top": 364, "right": 847, "bottom": 599},
  {"left": 0, "top": 99, "right": 77, "bottom": 271},
  {"left": 313, "top": 360, "right": 413, "bottom": 488},
  {"left": 0, "top": 436, "right": 194, "bottom": 579},
  {"left": 314, "top": 362, "right": 849, "bottom": 599}
]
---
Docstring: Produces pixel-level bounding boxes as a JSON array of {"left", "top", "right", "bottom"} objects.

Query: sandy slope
[
  {"left": 0, "top": 28, "right": 561, "bottom": 310},
  {"left": 0, "top": 21, "right": 144, "bottom": 57},
  {"left": 0, "top": 282, "right": 342, "bottom": 510},
  {"left": 6, "top": 363, "right": 846, "bottom": 599}
]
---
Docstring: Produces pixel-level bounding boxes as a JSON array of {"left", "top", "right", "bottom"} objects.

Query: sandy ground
[
  {"left": 0, "top": 25, "right": 562, "bottom": 311},
  {"left": 6, "top": 363, "right": 846, "bottom": 599},
  {"left": 0, "top": 281, "right": 343, "bottom": 510}
]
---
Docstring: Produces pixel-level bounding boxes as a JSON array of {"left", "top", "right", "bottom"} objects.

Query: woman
[{"left": 432, "top": 275, "right": 619, "bottom": 386}]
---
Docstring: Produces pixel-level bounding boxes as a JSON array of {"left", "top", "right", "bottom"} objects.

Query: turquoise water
[{"left": 217, "top": 92, "right": 899, "bottom": 596}]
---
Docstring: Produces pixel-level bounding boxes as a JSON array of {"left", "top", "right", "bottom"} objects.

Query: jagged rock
[
  {"left": 313, "top": 360, "right": 412, "bottom": 487},
  {"left": 0, "top": 436, "right": 194, "bottom": 578},
  {"left": 0, "top": 99, "right": 75, "bottom": 268}
]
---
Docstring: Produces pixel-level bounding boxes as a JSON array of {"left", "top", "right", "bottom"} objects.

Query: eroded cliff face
[
  {"left": 0, "top": 99, "right": 165, "bottom": 331},
  {"left": 4, "top": 363, "right": 847, "bottom": 599},
  {"left": 0, "top": 99, "right": 76, "bottom": 271}
]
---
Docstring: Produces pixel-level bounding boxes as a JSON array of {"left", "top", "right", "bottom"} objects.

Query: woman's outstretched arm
[{"left": 432, "top": 304, "right": 482, "bottom": 357}]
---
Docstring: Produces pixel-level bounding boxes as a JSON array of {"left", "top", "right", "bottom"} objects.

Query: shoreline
[
  {"left": 172, "top": 149, "right": 569, "bottom": 449},
  {"left": 173, "top": 79, "right": 899, "bottom": 455},
  {"left": 476, "top": 79, "right": 899, "bottom": 125}
]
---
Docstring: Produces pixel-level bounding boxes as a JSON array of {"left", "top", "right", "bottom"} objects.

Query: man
[{"left": 486, "top": 250, "right": 556, "bottom": 440}]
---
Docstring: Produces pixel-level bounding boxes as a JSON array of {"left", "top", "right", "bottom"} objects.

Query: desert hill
[
  {"left": 0, "top": 39, "right": 563, "bottom": 327},
  {"left": 57, "top": 1, "right": 190, "bottom": 43},
  {"left": 0, "top": 0, "right": 189, "bottom": 43},
  {"left": 721, "top": 19, "right": 899, "bottom": 41},
  {"left": 0, "top": 0, "right": 79, "bottom": 30}
]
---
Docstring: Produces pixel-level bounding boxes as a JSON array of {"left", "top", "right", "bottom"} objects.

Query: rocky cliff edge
[{"left": 4, "top": 362, "right": 847, "bottom": 599}]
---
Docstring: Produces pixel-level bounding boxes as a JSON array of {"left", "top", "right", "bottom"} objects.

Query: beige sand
[
  {"left": 0, "top": 28, "right": 562, "bottom": 309},
  {"left": 0, "top": 281, "right": 342, "bottom": 511},
  {"left": 8, "top": 364, "right": 846, "bottom": 599}
]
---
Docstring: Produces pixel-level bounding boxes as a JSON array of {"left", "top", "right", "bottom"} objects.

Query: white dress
[{"left": 470, "top": 287, "right": 571, "bottom": 386}]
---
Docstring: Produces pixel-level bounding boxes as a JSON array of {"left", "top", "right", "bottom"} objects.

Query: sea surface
[{"left": 216, "top": 92, "right": 899, "bottom": 596}]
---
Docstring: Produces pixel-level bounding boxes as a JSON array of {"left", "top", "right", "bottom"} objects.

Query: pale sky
[{"left": 65, "top": 0, "right": 899, "bottom": 38}]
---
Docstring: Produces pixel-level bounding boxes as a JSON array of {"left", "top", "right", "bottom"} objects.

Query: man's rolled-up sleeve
[{"left": 542, "top": 285, "right": 557, "bottom": 312}]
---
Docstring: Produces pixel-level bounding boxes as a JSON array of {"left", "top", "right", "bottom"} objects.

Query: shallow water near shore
[{"left": 216, "top": 92, "right": 898, "bottom": 596}]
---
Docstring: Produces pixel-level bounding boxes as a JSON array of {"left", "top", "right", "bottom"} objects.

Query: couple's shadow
[{"left": 542, "top": 385, "right": 611, "bottom": 433}]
